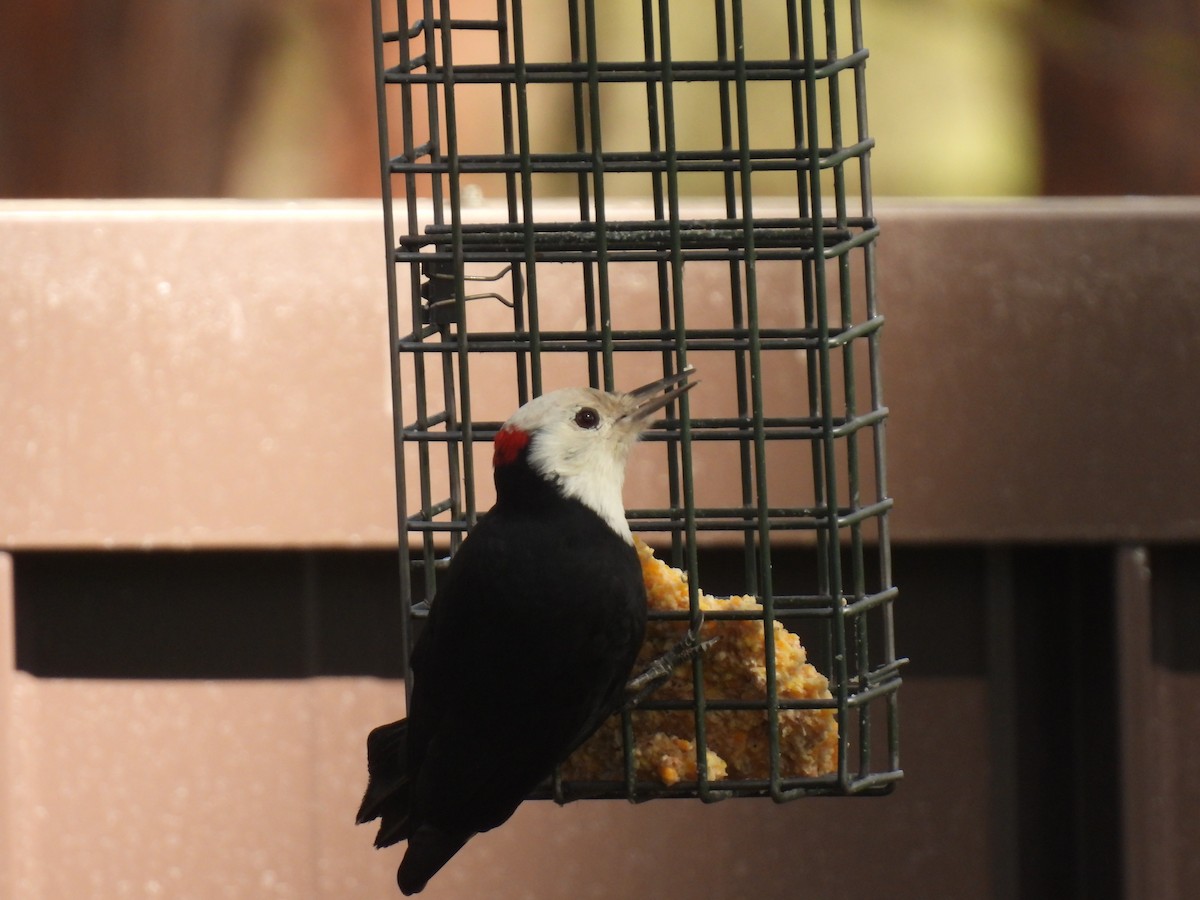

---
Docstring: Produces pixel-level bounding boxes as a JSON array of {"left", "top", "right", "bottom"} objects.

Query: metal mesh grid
[{"left": 371, "top": 0, "right": 901, "bottom": 801}]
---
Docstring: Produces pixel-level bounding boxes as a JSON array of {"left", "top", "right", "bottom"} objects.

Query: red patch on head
[{"left": 493, "top": 425, "right": 531, "bottom": 468}]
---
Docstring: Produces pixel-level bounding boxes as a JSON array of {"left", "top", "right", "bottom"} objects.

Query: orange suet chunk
[{"left": 562, "top": 539, "right": 838, "bottom": 785}]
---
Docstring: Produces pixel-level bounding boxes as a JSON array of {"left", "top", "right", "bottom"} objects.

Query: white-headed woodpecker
[{"left": 357, "top": 368, "right": 696, "bottom": 895}]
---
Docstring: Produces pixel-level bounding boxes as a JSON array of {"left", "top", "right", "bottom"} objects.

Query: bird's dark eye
[{"left": 574, "top": 407, "right": 600, "bottom": 429}]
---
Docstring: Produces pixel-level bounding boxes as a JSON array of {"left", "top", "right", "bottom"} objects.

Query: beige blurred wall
[
  {"left": 5, "top": 198, "right": 1200, "bottom": 549},
  {"left": 11, "top": 0, "right": 1199, "bottom": 200}
]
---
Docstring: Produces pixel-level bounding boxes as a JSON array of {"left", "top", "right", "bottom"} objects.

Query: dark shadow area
[
  {"left": 1002, "top": 546, "right": 1123, "bottom": 900},
  {"left": 1150, "top": 545, "right": 1200, "bottom": 672},
  {"left": 12, "top": 545, "right": 988, "bottom": 681},
  {"left": 13, "top": 550, "right": 404, "bottom": 678}
]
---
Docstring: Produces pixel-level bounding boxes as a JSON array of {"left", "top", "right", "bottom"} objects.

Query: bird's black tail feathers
[
  {"left": 357, "top": 718, "right": 476, "bottom": 895},
  {"left": 355, "top": 718, "right": 413, "bottom": 849},
  {"left": 397, "top": 825, "right": 471, "bottom": 896}
]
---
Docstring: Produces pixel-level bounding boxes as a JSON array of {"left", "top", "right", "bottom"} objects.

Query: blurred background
[{"left": 2, "top": 0, "right": 1198, "bottom": 200}]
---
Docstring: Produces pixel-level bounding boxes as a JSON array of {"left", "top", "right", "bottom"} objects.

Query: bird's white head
[{"left": 492, "top": 368, "right": 696, "bottom": 542}]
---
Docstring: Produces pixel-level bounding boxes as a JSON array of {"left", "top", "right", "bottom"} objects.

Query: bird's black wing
[{"left": 404, "top": 500, "right": 645, "bottom": 837}]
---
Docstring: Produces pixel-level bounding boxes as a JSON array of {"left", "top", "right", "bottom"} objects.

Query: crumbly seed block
[{"left": 562, "top": 539, "right": 838, "bottom": 785}]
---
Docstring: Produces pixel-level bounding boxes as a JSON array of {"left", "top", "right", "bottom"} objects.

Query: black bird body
[
  {"left": 408, "top": 464, "right": 646, "bottom": 820},
  {"left": 357, "top": 372, "right": 694, "bottom": 895}
]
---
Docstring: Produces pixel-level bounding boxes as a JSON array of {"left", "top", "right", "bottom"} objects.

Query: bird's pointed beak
[{"left": 625, "top": 366, "right": 698, "bottom": 424}]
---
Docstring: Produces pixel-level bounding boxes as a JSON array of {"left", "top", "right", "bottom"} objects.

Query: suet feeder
[{"left": 371, "top": 0, "right": 901, "bottom": 801}]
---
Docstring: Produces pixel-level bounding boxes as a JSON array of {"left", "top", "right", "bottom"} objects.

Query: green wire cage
[{"left": 371, "top": 0, "right": 902, "bottom": 802}]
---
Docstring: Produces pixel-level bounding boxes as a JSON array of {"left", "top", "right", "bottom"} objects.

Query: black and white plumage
[{"left": 357, "top": 369, "right": 695, "bottom": 895}]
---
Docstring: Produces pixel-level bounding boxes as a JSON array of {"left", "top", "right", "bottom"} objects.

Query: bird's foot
[{"left": 624, "top": 615, "right": 717, "bottom": 709}]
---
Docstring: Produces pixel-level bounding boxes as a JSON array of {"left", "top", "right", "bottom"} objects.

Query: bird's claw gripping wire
[{"left": 624, "top": 613, "right": 718, "bottom": 710}]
